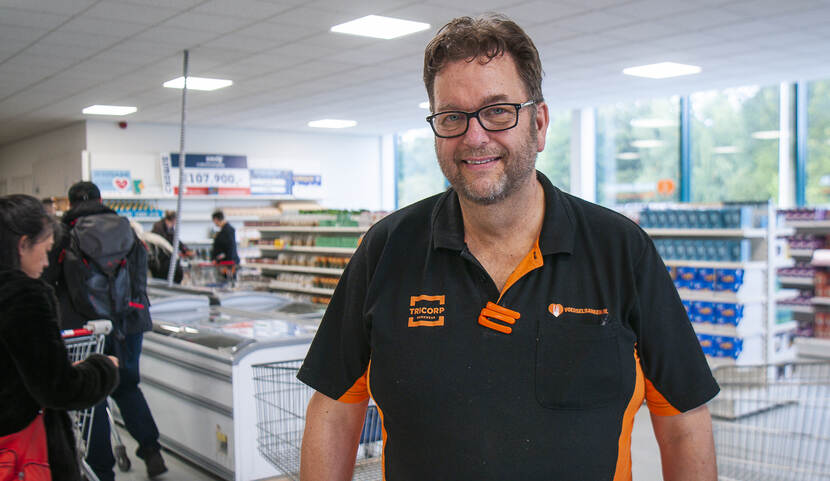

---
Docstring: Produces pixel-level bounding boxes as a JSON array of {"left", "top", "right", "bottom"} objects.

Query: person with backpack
[
  {"left": 1, "top": 194, "right": 119, "bottom": 481},
  {"left": 42, "top": 181, "right": 167, "bottom": 480}
]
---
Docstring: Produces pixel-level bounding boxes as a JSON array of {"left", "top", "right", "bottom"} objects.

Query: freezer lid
[
  {"left": 215, "top": 291, "right": 292, "bottom": 312},
  {"left": 148, "top": 292, "right": 211, "bottom": 314}
]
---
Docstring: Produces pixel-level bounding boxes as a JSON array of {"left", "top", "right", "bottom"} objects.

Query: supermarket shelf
[
  {"left": 789, "top": 249, "right": 815, "bottom": 259},
  {"left": 251, "top": 226, "right": 367, "bottom": 234},
  {"left": 663, "top": 259, "right": 767, "bottom": 269},
  {"left": 128, "top": 215, "right": 261, "bottom": 222},
  {"left": 243, "top": 263, "right": 344, "bottom": 276},
  {"left": 268, "top": 281, "right": 334, "bottom": 296},
  {"left": 646, "top": 228, "right": 767, "bottom": 238},
  {"left": 779, "top": 304, "right": 815, "bottom": 314},
  {"left": 692, "top": 321, "right": 796, "bottom": 338},
  {"left": 784, "top": 220, "right": 830, "bottom": 230},
  {"left": 677, "top": 288, "right": 765, "bottom": 304},
  {"left": 794, "top": 337, "right": 830, "bottom": 359},
  {"left": 813, "top": 297, "right": 830, "bottom": 306},
  {"left": 257, "top": 245, "right": 356, "bottom": 255},
  {"left": 778, "top": 276, "right": 815, "bottom": 287}
]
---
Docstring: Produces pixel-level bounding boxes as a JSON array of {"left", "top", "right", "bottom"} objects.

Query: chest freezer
[{"left": 141, "top": 306, "right": 316, "bottom": 480}]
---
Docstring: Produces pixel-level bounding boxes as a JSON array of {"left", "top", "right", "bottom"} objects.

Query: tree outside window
[{"left": 807, "top": 80, "right": 830, "bottom": 205}]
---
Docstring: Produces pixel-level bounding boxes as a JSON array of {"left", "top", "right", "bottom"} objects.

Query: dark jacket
[
  {"left": 151, "top": 219, "right": 188, "bottom": 254},
  {"left": 0, "top": 269, "right": 119, "bottom": 481},
  {"left": 43, "top": 201, "right": 152, "bottom": 333},
  {"left": 211, "top": 223, "right": 240, "bottom": 264}
]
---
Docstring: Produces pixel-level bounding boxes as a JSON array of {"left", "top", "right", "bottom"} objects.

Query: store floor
[{"left": 111, "top": 407, "right": 664, "bottom": 480}]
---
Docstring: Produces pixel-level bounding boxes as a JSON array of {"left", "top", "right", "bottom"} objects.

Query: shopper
[
  {"left": 211, "top": 210, "right": 240, "bottom": 280},
  {"left": 42, "top": 181, "right": 167, "bottom": 480},
  {"left": 151, "top": 210, "right": 192, "bottom": 257},
  {"left": 298, "top": 14, "right": 720, "bottom": 481},
  {"left": 0, "top": 194, "right": 119, "bottom": 481}
]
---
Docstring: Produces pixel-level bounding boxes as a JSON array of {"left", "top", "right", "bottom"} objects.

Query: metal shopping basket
[
  {"left": 709, "top": 362, "right": 830, "bottom": 481},
  {"left": 252, "top": 360, "right": 383, "bottom": 481},
  {"left": 61, "top": 320, "right": 131, "bottom": 479}
]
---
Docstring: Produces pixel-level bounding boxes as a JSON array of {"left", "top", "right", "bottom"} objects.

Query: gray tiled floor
[{"left": 113, "top": 406, "right": 663, "bottom": 481}]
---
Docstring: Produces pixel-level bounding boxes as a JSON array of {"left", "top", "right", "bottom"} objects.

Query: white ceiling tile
[
  {"left": 83, "top": 1, "right": 182, "bottom": 24},
  {"left": 380, "top": 3, "right": 467, "bottom": 27},
  {"left": 90, "top": 45, "right": 171, "bottom": 66},
  {"left": 236, "top": 21, "right": 313, "bottom": 42},
  {"left": 134, "top": 25, "right": 219, "bottom": 47},
  {"left": 541, "top": 34, "right": 625, "bottom": 54},
  {"left": 422, "top": 0, "right": 535, "bottom": 11},
  {"left": 723, "top": 0, "right": 825, "bottom": 18},
  {"left": 0, "top": 7, "right": 70, "bottom": 29},
  {"left": 265, "top": 6, "right": 358, "bottom": 30},
  {"left": 192, "top": 0, "right": 295, "bottom": 20},
  {"left": 100, "top": 0, "right": 202, "bottom": 8},
  {"left": 161, "top": 12, "right": 256, "bottom": 34},
  {"left": 701, "top": 20, "right": 784, "bottom": 41},
  {"left": 2, "top": 53, "right": 78, "bottom": 71},
  {"left": 0, "top": 0, "right": 96, "bottom": 15},
  {"left": 39, "top": 30, "right": 122, "bottom": 50},
  {"left": 202, "top": 34, "right": 281, "bottom": 52},
  {"left": 502, "top": 1, "right": 592, "bottom": 24},
  {"left": 605, "top": 21, "right": 680, "bottom": 41},
  {"left": 603, "top": 0, "right": 699, "bottom": 20},
  {"left": 58, "top": 15, "right": 148, "bottom": 38},
  {"left": 657, "top": 8, "right": 745, "bottom": 31},
  {"left": 307, "top": 0, "right": 412, "bottom": 15},
  {"left": 0, "top": 24, "right": 49, "bottom": 44}
]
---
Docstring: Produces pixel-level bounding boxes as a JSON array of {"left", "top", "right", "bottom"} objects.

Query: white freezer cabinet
[{"left": 141, "top": 307, "right": 316, "bottom": 480}]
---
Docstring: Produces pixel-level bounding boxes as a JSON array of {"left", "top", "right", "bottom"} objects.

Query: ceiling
[{"left": 3, "top": 0, "right": 830, "bottom": 146}]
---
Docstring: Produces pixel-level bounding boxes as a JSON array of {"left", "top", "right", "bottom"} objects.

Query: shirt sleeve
[
  {"left": 297, "top": 238, "right": 373, "bottom": 402},
  {"left": 632, "top": 237, "right": 720, "bottom": 415}
]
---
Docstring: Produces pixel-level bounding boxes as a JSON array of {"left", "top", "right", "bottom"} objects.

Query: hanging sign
[
  {"left": 160, "top": 153, "right": 250, "bottom": 196},
  {"left": 250, "top": 169, "right": 293, "bottom": 195},
  {"left": 92, "top": 169, "right": 132, "bottom": 194}
]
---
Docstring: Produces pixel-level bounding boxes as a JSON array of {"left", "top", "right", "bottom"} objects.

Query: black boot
[{"left": 137, "top": 446, "right": 168, "bottom": 478}]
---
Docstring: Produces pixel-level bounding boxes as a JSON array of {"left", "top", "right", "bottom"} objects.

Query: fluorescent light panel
[
  {"left": 82, "top": 105, "right": 137, "bottom": 116},
  {"left": 751, "top": 130, "right": 780, "bottom": 140},
  {"left": 163, "top": 76, "right": 233, "bottom": 91},
  {"left": 631, "top": 139, "right": 665, "bottom": 148},
  {"left": 308, "top": 119, "right": 357, "bottom": 129},
  {"left": 331, "top": 15, "right": 430, "bottom": 39},
  {"left": 616, "top": 152, "right": 640, "bottom": 160},
  {"left": 623, "top": 62, "right": 701, "bottom": 79}
]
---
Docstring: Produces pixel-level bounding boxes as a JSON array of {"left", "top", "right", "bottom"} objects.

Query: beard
[{"left": 437, "top": 123, "right": 538, "bottom": 205}]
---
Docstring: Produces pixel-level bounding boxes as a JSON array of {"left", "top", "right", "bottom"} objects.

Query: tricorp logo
[{"left": 409, "top": 295, "right": 445, "bottom": 327}]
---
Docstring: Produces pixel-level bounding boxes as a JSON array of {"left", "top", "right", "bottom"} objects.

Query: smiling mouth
[{"left": 463, "top": 156, "right": 499, "bottom": 165}]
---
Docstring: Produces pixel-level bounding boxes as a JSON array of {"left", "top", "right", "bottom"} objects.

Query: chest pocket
[{"left": 535, "top": 313, "right": 622, "bottom": 410}]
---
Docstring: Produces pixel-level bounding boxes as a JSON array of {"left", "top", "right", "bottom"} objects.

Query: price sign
[{"left": 161, "top": 154, "right": 250, "bottom": 195}]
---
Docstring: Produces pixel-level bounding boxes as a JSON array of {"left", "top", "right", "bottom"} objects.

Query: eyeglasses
[{"left": 426, "top": 100, "right": 536, "bottom": 138}]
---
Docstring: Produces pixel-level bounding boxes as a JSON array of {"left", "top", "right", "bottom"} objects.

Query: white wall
[
  {"left": 0, "top": 122, "right": 86, "bottom": 197},
  {"left": 86, "top": 121, "right": 387, "bottom": 210}
]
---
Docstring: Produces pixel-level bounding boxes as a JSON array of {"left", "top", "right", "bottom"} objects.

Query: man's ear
[{"left": 535, "top": 101, "right": 550, "bottom": 153}]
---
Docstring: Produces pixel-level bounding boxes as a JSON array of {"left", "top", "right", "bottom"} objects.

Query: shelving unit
[
  {"left": 641, "top": 202, "right": 796, "bottom": 366},
  {"left": 242, "top": 218, "right": 372, "bottom": 304},
  {"left": 779, "top": 214, "right": 830, "bottom": 360}
]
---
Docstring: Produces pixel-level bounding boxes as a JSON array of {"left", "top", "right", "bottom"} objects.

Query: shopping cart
[
  {"left": 252, "top": 360, "right": 383, "bottom": 481},
  {"left": 61, "top": 320, "right": 131, "bottom": 479},
  {"left": 709, "top": 362, "right": 830, "bottom": 481}
]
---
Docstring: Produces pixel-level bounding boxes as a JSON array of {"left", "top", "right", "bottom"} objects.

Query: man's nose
[{"left": 462, "top": 117, "right": 490, "bottom": 146}]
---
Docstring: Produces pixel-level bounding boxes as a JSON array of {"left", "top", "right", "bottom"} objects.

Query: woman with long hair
[{"left": 0, "top": 194, "right": 119, "bottom": 481}]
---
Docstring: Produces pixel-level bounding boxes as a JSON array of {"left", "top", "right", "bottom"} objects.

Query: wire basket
[
  {"left": 253, "top": 360, "right": 382, "bottom": 481},
  {"left": 709, "top": 362, "right": 830, "bottom": 481}
]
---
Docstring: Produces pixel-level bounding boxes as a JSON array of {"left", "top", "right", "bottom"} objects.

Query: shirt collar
[{"left": 430, "top": 171, "right": 575, "bottom": 255}]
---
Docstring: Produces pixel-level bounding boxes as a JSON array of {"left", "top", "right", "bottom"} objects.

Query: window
[
  {"left": 595, "top": 97, "right": 680, "bottom": 207},
  {"left": 690, "top": 86, "right": 780, "bottom": 203},
  {"left": 536, "top": 109, "right": 571, "bottom": 191},
  {"left": 807, "top": 80, "right": 830, "bottom": 205},
  {"left": 395, "top": 128, "right": 446, "bottom": 208}
]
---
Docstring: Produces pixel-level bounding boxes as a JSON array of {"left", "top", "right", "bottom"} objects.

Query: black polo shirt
[{"left": 298, "top": 171, "right": 719, "bottom": 481}]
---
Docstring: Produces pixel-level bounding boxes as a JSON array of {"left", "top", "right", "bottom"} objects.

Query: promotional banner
[
  {"left": 291, "top": 173, "right": 323, "bottom": 199},
  {"left": 92, "top": 169, "right": 132, "bottom": 194},
  {"left": 250, "top": 169, "right": 292, "bottom": 195},
  {"left": 160, "top": 153, "right": 250, "bottom": 195}
]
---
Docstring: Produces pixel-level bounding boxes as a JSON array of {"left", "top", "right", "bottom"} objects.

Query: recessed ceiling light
[
  {"left": 419, "top": 101, "right": 430, "bottom": 109},
  {"left": 616, "top": 152, "right": 640, "bottom": 160},
  {"left": 631, "top": 139, "right": 665, "bottom": 148},
  {"left": 308, "top": 119, "right": 357, "bottom": 129},
  {"left": 751, "top": 130, "right": 780, "bottom": 140},
  {"left": 82, "top": 105, "right": 137, "bottom": 116},
  {"left": 622, "top": 62, "right": 701, "bottom": 79},
  {"left": 630, "top": 118, "right": 677, "bottom": 128},
  {"left": 713, "top": 146, "right": 741, "bottom": 154},
  {"left": 163, "top": 76, "right": 233, "bottom": 91},
  {"left": 331, "top": 15, "right": 430, "bottom": 39}
]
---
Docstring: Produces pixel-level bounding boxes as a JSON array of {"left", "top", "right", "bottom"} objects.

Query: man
[
  {"left": 151, "top": 210, "right": 192, "bottom": 257},
  {"left": 43, "top": 181, "right": 167, "bottom": 480},
  {"left": 297, "top": 14, "right": 719, "bottom": 481},
  {"left": 210, "top": 210, "right": 239, "bottom": 275}
]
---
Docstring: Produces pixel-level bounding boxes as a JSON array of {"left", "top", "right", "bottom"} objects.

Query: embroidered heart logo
[
  {"left": 113, "top": 178, "right": 129, "bottom": 190},
  {"left": 548, "top": 303, "right": 563, "bottom": 317}
]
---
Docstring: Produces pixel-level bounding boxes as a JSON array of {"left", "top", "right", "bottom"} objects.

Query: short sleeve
[
  {"left": 632, "top": 237, "right": 720, "bottom": 415},
  {"left": 297, "top": 239, "right": 373, "bottom": 403}
]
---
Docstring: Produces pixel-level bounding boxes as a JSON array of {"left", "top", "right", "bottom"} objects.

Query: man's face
[{"left": 432, "top": 54, "right": 549, "bottom": 205}]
